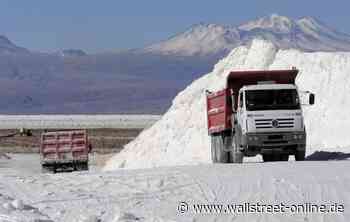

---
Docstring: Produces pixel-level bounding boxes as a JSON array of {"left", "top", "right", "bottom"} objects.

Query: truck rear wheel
[{"left": 295, "top": 150, "right": 305, "bottom": 161}]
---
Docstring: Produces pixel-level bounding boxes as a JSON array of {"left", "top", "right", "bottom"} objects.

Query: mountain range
[
  {"left": 145, "top": 14, "right": 350, "bottom": 56},
  {"left": 1, "top": 14, "right": 350, "bottom": 114}
]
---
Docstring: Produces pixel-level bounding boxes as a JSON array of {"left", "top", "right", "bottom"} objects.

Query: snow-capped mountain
[
  {"left": 0, "top": 35, "right": 29, "bottom": 54},
  {"left": 144, "top": 23, "right": 241, "bottom": 57},
  {"left": 145, "top": 14, "right": 350, "bottom": 56}
]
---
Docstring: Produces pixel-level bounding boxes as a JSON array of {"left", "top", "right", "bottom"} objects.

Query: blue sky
[{"left": 1, "top": 0, "right": 349, "bottom": 53}]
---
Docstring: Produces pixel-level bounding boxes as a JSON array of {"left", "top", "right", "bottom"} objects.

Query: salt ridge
[{"left": 104, "top": 39, "right": 350, "bottom": 170}]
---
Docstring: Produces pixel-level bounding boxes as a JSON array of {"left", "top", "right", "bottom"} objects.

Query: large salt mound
[{"left": 104, "top": 39, "right": 350, "bottom": 170}]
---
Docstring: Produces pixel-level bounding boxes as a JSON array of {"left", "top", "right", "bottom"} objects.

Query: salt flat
[
  {"left": 0, "top": 154, "right": 349, "bottom": 222},
  {"left": 0, "top": 115, "right": 161, "bottom": 130}
]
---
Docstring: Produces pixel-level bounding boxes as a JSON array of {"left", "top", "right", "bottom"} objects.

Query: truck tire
[{"left": 295, "top": 150, "right": 305, "bottom": 161}]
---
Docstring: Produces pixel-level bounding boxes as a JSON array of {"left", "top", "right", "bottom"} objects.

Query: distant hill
[
  {"left": 1, "top": 14, "right": 350, "bottom": 114},
  {"left": 0, "top": 35, "right": 29, "bottom": 54},
  {"left": 60, "top": 49, "right": 87, "bottom": 57}
]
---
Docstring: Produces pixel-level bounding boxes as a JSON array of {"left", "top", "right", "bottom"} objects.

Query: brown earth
[{"left": 0, "top": 128, "right": 143, "bottom": 154}]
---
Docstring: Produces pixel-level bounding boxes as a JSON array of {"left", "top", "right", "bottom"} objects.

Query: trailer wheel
[{"left": 295, "top": 150, "right": 305, "bottom": 161}]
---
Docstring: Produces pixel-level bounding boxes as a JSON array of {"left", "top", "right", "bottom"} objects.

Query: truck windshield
[{"left": 245, "top": 89, "right": 300, "bottom": 111}]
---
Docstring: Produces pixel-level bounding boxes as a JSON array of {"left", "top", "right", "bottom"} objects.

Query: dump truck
[
  {"left": 206, "top": 69, "right": 315, "bottom": 163},
  {"left": 40, "top": 130, "right": 91, "bottom": 173}
]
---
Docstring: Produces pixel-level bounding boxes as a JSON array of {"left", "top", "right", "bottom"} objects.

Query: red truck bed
[
  {"left": 206, "top": 69, "right": 298, "bottom": 134},
  {"left": 40, "top": 130, "right": 89, "bottom": 163},
  {"left": 206, "top": 88, "right": 232, "bottom": 134}
]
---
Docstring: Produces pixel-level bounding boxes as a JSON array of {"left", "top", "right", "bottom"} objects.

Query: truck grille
[{"left": 255, "top": 118, "right": 294, "bottom": 129}]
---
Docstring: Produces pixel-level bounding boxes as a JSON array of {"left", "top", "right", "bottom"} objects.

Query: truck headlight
[
  {"left": 249, "top": 136, "right": 259, "bottom": 141},
  {"left": 293, "top": 134, "right": 303, "bottom": 140}
]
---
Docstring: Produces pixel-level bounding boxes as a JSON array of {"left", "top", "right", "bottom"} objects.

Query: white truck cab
[
  {"left": 235, "top": 83, "right": 309, "bottom": 161},
  {"left": 207, "top": 69, "right": 315, "bottom": 163}
]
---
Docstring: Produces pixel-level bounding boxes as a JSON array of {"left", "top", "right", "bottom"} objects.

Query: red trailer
[{"left": 40, "top": 130, "right": 91, "bottom": 173}]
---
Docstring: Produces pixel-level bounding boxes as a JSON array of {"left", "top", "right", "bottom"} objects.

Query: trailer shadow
[{"left": 306, "top": 151, "right": 350, "bottom": 161}]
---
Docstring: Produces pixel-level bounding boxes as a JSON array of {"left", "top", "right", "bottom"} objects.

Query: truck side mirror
[{"left": 309, "top": 93, "right": 315, "bottom": 105}]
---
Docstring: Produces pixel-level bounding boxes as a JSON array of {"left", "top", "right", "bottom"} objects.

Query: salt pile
[{"left": 104, "top": 39, "right": 350, "bottom": 170}]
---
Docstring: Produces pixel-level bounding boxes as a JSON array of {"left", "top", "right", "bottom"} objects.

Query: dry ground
[{"left": 0, "top": 128, "right": 143, "bottom": 154}]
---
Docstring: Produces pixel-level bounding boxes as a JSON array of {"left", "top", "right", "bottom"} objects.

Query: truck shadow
[{"left": 306, "top": 151, "right": 350, "bottom": 161}]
